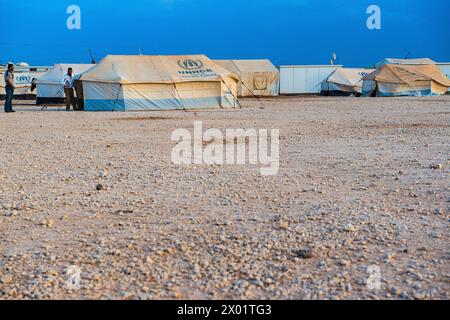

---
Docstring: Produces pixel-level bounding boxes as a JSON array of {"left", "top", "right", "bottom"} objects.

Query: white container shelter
[{"left": 279, "top": 65, "right": 341, "bottom": 94}]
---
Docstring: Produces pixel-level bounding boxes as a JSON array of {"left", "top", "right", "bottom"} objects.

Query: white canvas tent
[
  {"left": 77, "top": 55, "right": 239, "bottom": 111},
  {"left": 214, "top": 60, "right": 279, "bottom": 97},
  {"left": 321, "top": 68, "right": 374, "bottom": 96},
  {"left": 362, "top": 64, "right": 450, "bottom": 97},
  {"left": 35, "top": 64, "right": 94, "bottom": 104}
]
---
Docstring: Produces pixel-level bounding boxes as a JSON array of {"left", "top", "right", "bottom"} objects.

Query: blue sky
[{"left": 1, "top": 0, "right": 449, "bottom": 67}]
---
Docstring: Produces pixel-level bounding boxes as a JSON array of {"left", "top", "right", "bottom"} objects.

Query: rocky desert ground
[{"left": 0, "top": 96, "right": 449, "bottom": 300}]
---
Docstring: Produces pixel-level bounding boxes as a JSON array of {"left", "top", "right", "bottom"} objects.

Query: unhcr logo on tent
[
  {"left": 16, "top": 74, "right": 32, "bottom": 84},
  {"left": 177, "top": 59, "right": 216, "bottom": 76},
  {"left": 171, "top": 122, "right": 280, "bottom": 176},
  {"left": 178, "top": 59, "right": 204, "bottom": 70}
]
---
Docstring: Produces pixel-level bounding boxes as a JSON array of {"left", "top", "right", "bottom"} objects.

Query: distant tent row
[
  {"left": 214, "top": 60, "right": 279, "bottom": 97},
  {"left": 320, "top": 59, "right": 450, "bottom": 97},
  {"left": 320, "top": 58, "right": 450, "bottom": 97},
  {"left": 363, "top": 57, "right": 450, "bottom": 97},
  {"left": 280, "top": 58, "right": 449, "bottom": 97},
  {"left": 31, "top": 56, "right": 449, "bottom": 110}
]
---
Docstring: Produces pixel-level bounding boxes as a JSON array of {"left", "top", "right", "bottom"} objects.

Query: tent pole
[
  {"left": 221, "top": 80, "right": 241, "bottom": 109},
  {"left": 173, "top": 83, "right": 186, "bottom": 111},
  {"left": 238, "top": 79, "right": 268, "bottom": 109}
]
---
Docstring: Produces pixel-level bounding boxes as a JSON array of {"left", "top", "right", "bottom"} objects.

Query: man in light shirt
[
  {"left": 4, "top": 64, "right": 16, "bottom": 113},
  {"left": 62, "top": 67, "right": 77, "bottom": 111}
]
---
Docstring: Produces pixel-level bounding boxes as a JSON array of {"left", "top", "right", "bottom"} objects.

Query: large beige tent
[
  {"left": 78, "top": 55, "right": 239, "bottom": 111},
  {"left": 214, "top": 60, "right": 279, "bottom": 97},
  {"left": 321, "top": 68, "right": 374, "bottom": 96},
  {"left": 362, "top": 64, "right": 450, "bottom": 97}
]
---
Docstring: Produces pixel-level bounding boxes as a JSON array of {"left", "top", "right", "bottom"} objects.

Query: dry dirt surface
[{"left": 0, "top": 96, "right": 449, "bottom": 300}]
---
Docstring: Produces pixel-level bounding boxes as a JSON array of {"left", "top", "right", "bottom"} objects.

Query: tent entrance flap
[
  {"left": 175, "top": 81, "right": 222, "bottom": 110},
  {"left": 254, "top": 76, "right": 268, "bottom": 90}
]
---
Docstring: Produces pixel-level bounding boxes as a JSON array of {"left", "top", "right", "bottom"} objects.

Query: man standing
[
  {"left": 4, "top": 64, "right": 16, "bottom": 113},
  {"left": 62, "top": 67, "right": 77, "bottom": 111}
]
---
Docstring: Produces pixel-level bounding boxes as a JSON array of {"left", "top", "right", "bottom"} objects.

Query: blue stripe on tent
[
  {"left": 84, "top": 96, "right": 222, "bottom": 111},
  {"left": 377, "top": 90, "right": 438, "bottom": 97},
  {"left": 362, "top": 89, "right": 440, "bottom": 97},
  {"left": 85, "top": 99, "right": 126, "bottom": 111}
]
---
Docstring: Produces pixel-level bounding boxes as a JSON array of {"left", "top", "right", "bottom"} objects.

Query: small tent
[
  {"left": 35, "top": 64, "right": 94, "bottom": 104},
  {"left": 362, "top": 64, "right": 450, "bottom": 97},
  {"left": 214, "top": 60, "right": 279, "bottom": 97},
  {"left": 321, "top": 68, "right": 374, "bottom": 96},
  {"left": 375, "top": 58, "right": 436, "bottom": 69},
  {"left": 77, "top": 55, "right": 239, "bottom": 111}
]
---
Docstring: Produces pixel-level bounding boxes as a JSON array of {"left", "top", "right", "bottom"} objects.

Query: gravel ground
[{"left": 0, "top": 96, "right": 449, "bottom": 300}]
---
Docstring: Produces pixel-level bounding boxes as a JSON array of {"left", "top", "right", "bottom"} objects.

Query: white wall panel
[{"left": 280, "top": 66, "right": 340, "bottom": 94}]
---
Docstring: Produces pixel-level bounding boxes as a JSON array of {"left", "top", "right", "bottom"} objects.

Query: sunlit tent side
[
  {"left": 76, "top": 55, "right": 239, "bottom": 111},
  {"left": 35, "top": 64, "right": 95, "bottom": 104},
  {"left": 214, "top": 60, "right": 279, "bottom": 97},
  {"left": 321, "top": 68, "right": 374, "bottom": 96},
  {"left": 362, "top": 64, "right": 450, "bottom": 97}
]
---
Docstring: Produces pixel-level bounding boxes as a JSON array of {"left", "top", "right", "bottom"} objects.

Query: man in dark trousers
[
  {"left": 62, "top": 67, "right": 77, "bottom": 111},
  {"left": 4, "top": 64, "right": 16, "bottom": 113}
]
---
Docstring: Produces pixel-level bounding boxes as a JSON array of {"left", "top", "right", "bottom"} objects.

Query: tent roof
[
  {"left": 215, "top": 59, "right": 278, "bottom": 74},
  {"left": 326, "top": 68, "right": 374, "bottom": 87},
  {"left": 364, "top": 64, "right": 450, "bottom": 86},
  {"left": 36, "top": 64, "right": 95, "bottom": 84},
  {"left": 80, "top": 55, "right": 238, "bottom": 84},
  {"left": 214, "top": 60, "right": 241, "bottom": 75},
  {"left": 375, "top": 58, "right": 436, "bottom": 69}
]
